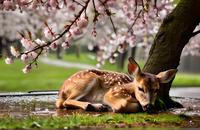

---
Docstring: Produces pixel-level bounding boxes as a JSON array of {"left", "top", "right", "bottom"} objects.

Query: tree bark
[{"left": 143, "top": 0, "right": 200, "bottom": 108}]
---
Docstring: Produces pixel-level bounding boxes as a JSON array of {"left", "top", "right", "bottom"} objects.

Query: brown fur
[{"left": 56, "top": 58, "right": 177, "bottom": 113}]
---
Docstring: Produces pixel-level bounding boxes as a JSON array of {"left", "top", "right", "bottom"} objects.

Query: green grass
[
  {"left": 0, "top": 55, "right": 198, "bottom": 129},
  {"left": 0, "top": 53, "right": 200, "bottom": 92},
  {"left": 0, "top": 113, "right": 186, "bottom": 129},
  {"left": 173, "top": 73, "right": 200, "bottom": 87},
  {"left": 0, "top": 59, "right": 80, "bottom": 92},
  {"left": 50, "top": 53, "right": 97, "bottom": 66},
  {"left": 50, "top": 53, "right": 145, "bottom": 71},
  {"left": 50, "top": 53, "right": 200, "bottom": 87}
]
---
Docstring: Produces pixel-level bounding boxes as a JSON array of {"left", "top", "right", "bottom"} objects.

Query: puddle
[
  {"left": 0, "top": 93, "right": 57, "bottom": 117},
  {"left": 0, "top": 92, "right": 200, "bottom": 117}
]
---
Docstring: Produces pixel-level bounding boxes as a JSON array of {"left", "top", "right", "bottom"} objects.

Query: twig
[
  {"left": 127, "top": 9, "right": 142, "bottom": 33},
  {"left": 72, "top": 0, "right": 84, "bottom": 7},
  {"left": 20, "top": 0, "right": 91, "bottom": 69},
  {"left": 92, "top": 0, "right": 97, "bottom": 11},
  {"left": 98, "top": 0, "right": 117, "bottom": 35},
  {"left": 92, "top": 0, "right": 100, "bottom": 23},
  {"left": 29, "top": 48, "right": 43, "bottom": 66},
  {"left": 134, "top": 0, "right": 137, "bottom": 13},
  {"left": 21, "top": 0, "right": 91, "bottom": 56}
]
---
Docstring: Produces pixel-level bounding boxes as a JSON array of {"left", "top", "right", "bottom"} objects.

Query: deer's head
[{"left": 128, "top": 57, "right": 177, "bottom": 112}]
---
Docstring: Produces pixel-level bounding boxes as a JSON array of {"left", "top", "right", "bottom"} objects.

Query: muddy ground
[{"left": 0, "top": 92, "right": 200, "bottom": 128}]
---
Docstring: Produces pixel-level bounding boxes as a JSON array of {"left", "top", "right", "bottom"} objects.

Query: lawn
[
  {"left": 51, "top": 53, "right": 200, "bottom": 87},
  {"left": 0, "top": 53, "right": 200, "bottom": 92},
  {"left": 0, "top": 59, "right": 80, "bottom": 92},
  {"left": 0, "top": 113, "right": 190, "bottom": 129},
  {"left": 0, "top": 55, "right": 200, "bottom": 129}
]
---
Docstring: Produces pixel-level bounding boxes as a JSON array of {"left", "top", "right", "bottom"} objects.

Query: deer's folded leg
[
  {"left": 104, "top": 87, "right": 140, "bottom": 113},
  {"left": 63, "top": 99, "right": 109, "bottom": 112},
  {"left": 63, "top": 99, "right": 90, "bottom": 110}
]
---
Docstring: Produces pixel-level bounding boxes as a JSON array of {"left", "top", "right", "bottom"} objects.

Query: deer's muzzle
[{"left": 142, "top": 104, "right": 155, "bottom": 113}]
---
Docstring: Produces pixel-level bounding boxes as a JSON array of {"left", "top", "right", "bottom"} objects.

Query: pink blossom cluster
[
  {"left": 4, "top": 0, "right": 90, "bottom": 73},
  {"left": 5, "top": 37, "right": 40, "bottom": 73},
  {"left": 0, "top": 0, "right": 83, "bottom": 11},
  {"left": 43, "top": 14, "right": 89, "bottom": 51},
  {"left": 87, "top": 0, "right": 175, "bottom": 67},
  {"left": 3, "top": 0, "right": 178, "bottom": 72},
  {"left": 1, "top": 0, "right": 37, "bottom": 11}
]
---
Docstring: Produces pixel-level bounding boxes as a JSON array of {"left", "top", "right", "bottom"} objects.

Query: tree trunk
[
  {"left": 131, "top": 46, "right": 136, "bottom": 59},
  {"left": 117, "top": 51, "right": 127, "bottom": 70},
  {"left": 143, "top": 0, "right": 200, "bottom": 108},
  {"left": 56, "top": 45, "right": 62, "bottom": 59},
  {"left": 75, "top": 44, "right": 80, "bottom": 58}
]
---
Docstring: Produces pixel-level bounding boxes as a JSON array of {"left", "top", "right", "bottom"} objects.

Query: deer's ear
[
  {"left": 156, "top": 69, "right": 178, "bottom": 83},
  {"left": 128, "top": 57, "right": 141, "bottom": 76}
]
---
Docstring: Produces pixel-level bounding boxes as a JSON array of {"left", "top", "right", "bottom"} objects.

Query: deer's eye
[{"left": 138, "top": 87, "right": 144, "bottom": 92}]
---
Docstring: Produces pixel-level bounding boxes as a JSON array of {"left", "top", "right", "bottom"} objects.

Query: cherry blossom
[
  {"left": 49, "top": 0, "right": 59, "bottom": 8},
  {"left": 35, "top": 39, "right": 46, "bottom": 46},
  {"left": 20, "top": 38, "right": 37, "bottom": 50},
  {"left": 5, "top": 57, "right": 14, "bottom": 64},
  {"left": 10, "top": 46, "right": 20, "bottom": 57},
  {"left": 44, "top": 28, "right": 54, "bottom": 40},
  {"left": 77, "top": 17, "right": 88, "bottom": 29},
  {"left": 1, "top": 0, "right": 198, "bottom": 72},
  {"left": 22, "top": 65, "right": 32, "bottom": 74},
  {"left": 50, "top": 42, "right": 58, "bottom": 51},
  {"left": 21, "top": 54, "right": 28, "bottom": 62},
  {"left": 61, "top": 42, "right": 70, "bottom": 49},
  {"left": 71, "top": 27, "right": 83, "bottom": 36},
  {"left": 3, "top": 0, "right": 15, "bottom": 11}
]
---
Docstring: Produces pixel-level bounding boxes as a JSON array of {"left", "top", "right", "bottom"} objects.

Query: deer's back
[
  {"left": 58, "top": 69, "right": 133, "bottom": 101},
  {"left": 88, "top": 69, "right": 132, "bottom": 87}
]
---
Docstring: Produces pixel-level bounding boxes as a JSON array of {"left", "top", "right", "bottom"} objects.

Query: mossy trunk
[{"left": 143, "top": 0, "right": 200, "bottom": 108}]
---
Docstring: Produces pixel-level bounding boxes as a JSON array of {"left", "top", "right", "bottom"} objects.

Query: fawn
[{"left": 56, "top": 57, "right": 177, "bottom": 113}]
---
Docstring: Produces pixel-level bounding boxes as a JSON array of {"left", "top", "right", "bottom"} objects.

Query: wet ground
[
  {"left": 169, "top": 87, "right": 200, "bottom": 117},
  {"left": 170, "top": 87, "right": 200, "bottom": 98},
  {"left": 0, "top": 88, "right": 200, "bottom": 117},
  {"left": 0, "top": 92, "right": 57, "bottom": 117}
]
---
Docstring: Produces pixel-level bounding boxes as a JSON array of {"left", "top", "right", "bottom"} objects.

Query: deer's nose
[{"left": 143, "top": 104, "right": 154, "bottom": 113}]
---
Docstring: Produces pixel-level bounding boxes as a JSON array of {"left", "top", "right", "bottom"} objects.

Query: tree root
[{"left": 155, "top": 97, "right": 183, "bottom": 111}]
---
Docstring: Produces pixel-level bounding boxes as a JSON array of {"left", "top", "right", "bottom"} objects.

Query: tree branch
[
  {"left": 98, "top": 0, "right": 117, "bottom": 35},
  {"left": 20, "top": 0, "right": 91, "bottom": 67},
  {"left": 72, "top": 0, "right": 84, "bottom": 7},
  {"left": 127, "top": 9, "right": 142, "bottom": 33},
  {"left": 29, "top": 48, "right": 43, "bottom": 66},
  {"left": 92, "top": 0, "right": 100, "bottom": 23}
]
